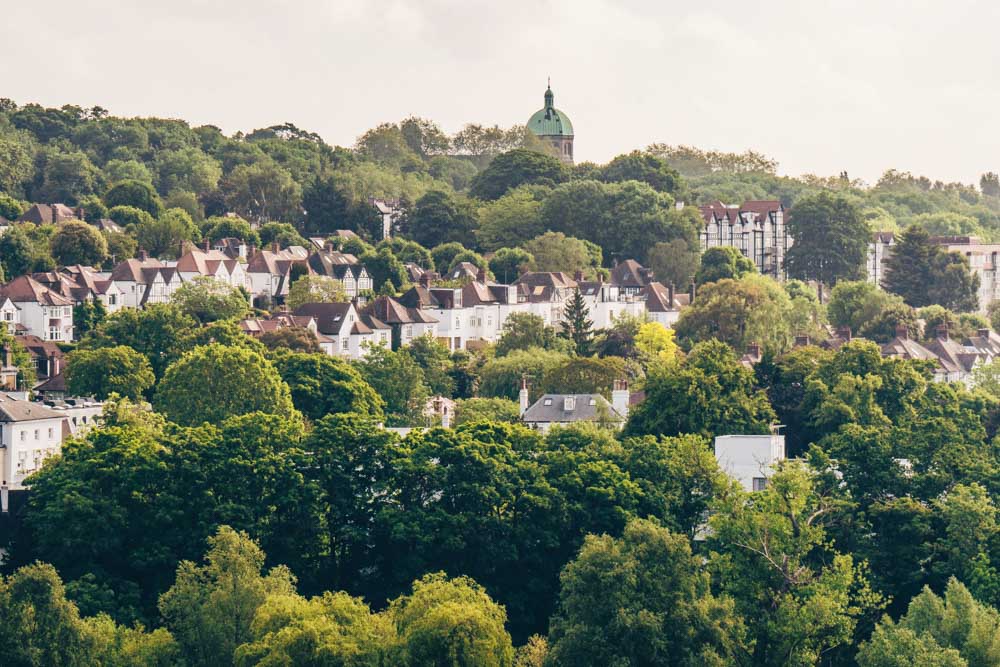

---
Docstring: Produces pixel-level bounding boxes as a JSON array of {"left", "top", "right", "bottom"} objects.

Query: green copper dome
[{"left": 527, "top": 85, "right": 574, "bottom": 137}]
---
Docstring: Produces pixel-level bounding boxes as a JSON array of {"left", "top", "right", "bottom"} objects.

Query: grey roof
[
  {"left": 0, "top": 393, "right": 64, "bottom": 422},
  {"left": 521, "top": 394, "right": 624, "bottom": 424}
]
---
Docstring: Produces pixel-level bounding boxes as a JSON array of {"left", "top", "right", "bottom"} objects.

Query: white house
[
  {"left": 108, "top": 255, "right": 183, "bottom": 308},
  {"left": 0, "top": 393, "right": 68, "bottom": 491},
  {"left": 714, "top": 434, "right": 786, "bottom": 492},
  {"left": 292, "top": 302, "right": 390, "bottom": 359},
  {"left": 0, "top": 276, "right": 74, "bottom": 341},
  {"left": 175, "top": 245, "right": 250, "bottom": 292},
  {"left": 699, "top": 200, "right": 790, "bottom": 279}
]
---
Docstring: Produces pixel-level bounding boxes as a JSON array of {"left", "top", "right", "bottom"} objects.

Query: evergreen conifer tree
[{"left": 560, "top": 289, "right": 594, "bottom": 355}]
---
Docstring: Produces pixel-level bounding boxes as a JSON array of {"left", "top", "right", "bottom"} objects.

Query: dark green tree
[
  {"left": 406, "top": 190, "right": 479, "bottom": 248},
  {"left": 269, "top": 349, "right": 384, "bottom": 421},
  {"left": 469, "top": 148, "right": 567, "bottom": 200},
  {"left": 559, "top": 290, "right": 594, "bottom": 355},
  {"left": 885, "top": 225, "right": 980, "bottom": 311},
  {"left": 103, "top": 179, "right": 163, "bottom": 217},
  {"left": 785, "top": 191, "right": 869, "bottom": 285},
  {"left": 695, "top": 246, "right": 756, "bottom": 285}
]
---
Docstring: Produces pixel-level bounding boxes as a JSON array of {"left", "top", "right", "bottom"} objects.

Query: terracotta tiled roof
[{"left": 1, "top": 275, "right": 74, "bottom": 306}]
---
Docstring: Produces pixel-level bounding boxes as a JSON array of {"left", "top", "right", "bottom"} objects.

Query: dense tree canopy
[{"left": 155, "top": 343, "right": 297, "bottom": 426}]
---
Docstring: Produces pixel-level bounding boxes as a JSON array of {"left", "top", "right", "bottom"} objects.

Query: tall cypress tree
[{"left": 560, "top": 289, "right": 594, "bottom": 355}]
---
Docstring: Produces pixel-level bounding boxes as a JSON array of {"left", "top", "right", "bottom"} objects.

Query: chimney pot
[
  {"left": 895, "top": 324, "right": 909, "bottom": 340},
  {"left": 573, "top": 270, "right": 584, "bottom": 282},
  {"left": 836, "top": 325, "right": 852, "bottom": 340},
  {"left": 935, "top": 324, "right": 949, "bottom": 341},
  {"left": 978, "top": 328, "right": 991, "bottom": 338}
]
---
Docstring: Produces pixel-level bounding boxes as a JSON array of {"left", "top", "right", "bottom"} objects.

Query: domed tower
[{"left": 527, "top": 82, "right": 574, "bottom": 165}]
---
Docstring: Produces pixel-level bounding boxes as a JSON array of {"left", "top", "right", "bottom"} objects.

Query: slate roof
[
  {"left": 292, "top": 303, "right": 354, "bottom": 335},
  {"left": 0, "top": 392, "right": 64, "bottom": 422},
  {"left": 522, "top": 394, "right": 624, "bottom": 424}
]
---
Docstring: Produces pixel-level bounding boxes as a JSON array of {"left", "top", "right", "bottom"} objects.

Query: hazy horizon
[{"left": 4, "top": 0, "right": 999, "bottom": 186}]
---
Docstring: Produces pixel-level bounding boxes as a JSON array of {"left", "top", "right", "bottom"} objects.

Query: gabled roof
[
  {"left": 109, "top": 257, "right": 166, "bottom": 283},
  {"left": 291, "top": 303, "right": 355, "bottom": 335},
  {"left": 513, "top": 272, "right": 577, "bottom": 302},
  {"left": 881, "top": 334, "right": 939, "bottom": 362},
  {"left": 924, "top": 334, "right": 981, "bottom": 374},
  {"left": 610, "top": 260, "right": 652, "bottom": 288},
  {"left": 643, "top": 281, "right": 686, "bottom": 312},
  {"left": 522, "top": 394, "right": 623, "bottom": 424},
  {"left": 1, "top": 275, "right": 74, "bottom": 306},
  {"left": 366, "top": 295, "right": 438, "bottom": 325},
  {"left": 448, "top": 262, "right": 480, "bottom": 281},
  {"left": 17, "top": 203, "right": 79, "bottom": 225}
]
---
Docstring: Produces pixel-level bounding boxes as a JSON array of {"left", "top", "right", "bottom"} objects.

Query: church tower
[{"left": 527, "top": 82, "right": 574, "bottom": 165}]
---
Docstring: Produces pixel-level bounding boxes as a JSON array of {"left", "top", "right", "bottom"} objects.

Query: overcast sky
[{"left": 3, "top": 1, "right": 998, "bottom": 184}]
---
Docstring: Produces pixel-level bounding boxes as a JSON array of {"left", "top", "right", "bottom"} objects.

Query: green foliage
[
  {"left": 360, "top": 247, "right": 408, "bottom": 291},
  {"left": 389, "top": 573, "right": 515, "bottom": 666},
  {"left": 256, "top": 221, "right": 305, "bottom": 248},
  {"left": 65, "top": 346, "right": 155, "bottom": 400},
  {"left": 859, "top": 579, "right": 1000, "bottom": 667},
  {"left": 625, "top": 340, "right": 775, "bottom": 438},
  {"left": 49, "top": 220, "right": 108, "bottom": 266},
  {"left": 73, "top": 297, "right": 107, "bottom": 338},
  {"left": 489, "top": 247, "right": 534, "bottom": 282},
  {"left": 710, "top": 462, "right": 886, "bottom": 666},
  {"left": 203, "top": 214, "right": 260, "bottom": 247},
  {"left": 258, "top": 326, "right": 320, "bottom": 353},
  {"left": 407, "top": 189, "right": 479, "bottom": 249},
  {"left": 405, "top": 335, "right": 456, "bottom": 397},
  {"left": 885, "top": 225, "right": 980, "bottom": 311},
  {"left": 495, "top": 312, "right": 568, "bottom": 357},
  {"left": 479, "top": 347, "right": 571, "bottom": 400},
  {"left": 541, "top": 356, "right": 625, "bottom": 396},
  {"left": 470, "top": 148, "right": 567, "bottom": 200},
  {"left": 559, "top": 290, "right": 594, "bottom": 355},
  {"left": 646, "top": 238, "right": 701, "bottom": 288},
  {"left": 270, "top": 349, "right": 384, "bottom": 421},
  {"left": 547, "top": 519, "right": 744, "bottom": 666},
  {"left": 523, "top": 232, "right": 597, "bottom": 276},
  {"left": 454, "top": 397, "right": 521, "bottom": 425},
  {"left": 475, "top": 186, "right": 548, "bottom": 251},
  {"left": 104, "top": 179, "right": 163, "bottom": 217},
  {"left": 155, "top": 343, "right": 297, "bottom": 426},
  {"left": 0, "top": 223, "right": 53, "bottom": 277},
  {"left": 136, "top": 207, "right": 199, "bottom": 258},
  {"left": 355, "top": 344, "right": 429, "bottom": 425},
  {"left": 430, "top": 241, "right": 468, "bottom": 275},
  {"left": 0, "top": 192, "right": 27, "bottom": 219},
  {"left": 786, "top": 191, "right": 869, "bottom": 284},
  {"left": 82, "top": 303, "right": 198, "bottom": 378},
  {"left": 539, "top": 179, "right": 696, "bottom": 266},
  {"left": 160, "top": 526, "right": 296, "bottom": 667},
  {"left": 675, "top": 274, "right": 812, "bottom": 354},
  {"left": 285, "top": 275, "right": 347, "bottom": 310},
  {"left": 599, "top": 150, "right": 686, "bottom": 196},
  {"left": 170, "top": 275, "right": 250, "bottom": 323},
  {"left": 695, "top": 245, "right": 756, "bottom": 284},
  {"left": 106, "top": 204, "right": 151, "bottom": 231}
]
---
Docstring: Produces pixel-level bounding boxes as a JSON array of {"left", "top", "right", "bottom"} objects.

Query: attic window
[
  {"left": 333, "top": 315, "right": 342, "bottom": 321},
  {"left": 533, "top": 286, "right": 544, "bottom": 295},
  {"left": 543, "top": 398, "right": 552, "bottom": 406},
  {"left": 589, "top": 398, "right": 596, "bottom": 406}
]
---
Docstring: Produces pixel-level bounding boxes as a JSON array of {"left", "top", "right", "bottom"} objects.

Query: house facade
[{"left": 698, "top": 200, "right": 790, "bottom": 279}]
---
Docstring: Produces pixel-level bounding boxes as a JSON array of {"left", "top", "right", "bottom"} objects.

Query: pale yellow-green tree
[
  {"left": 285, "top": 275, "right": 348, "bottom": 310},
  {"left": 159, "top": 526, "right": 297, "bottom": 667}
]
